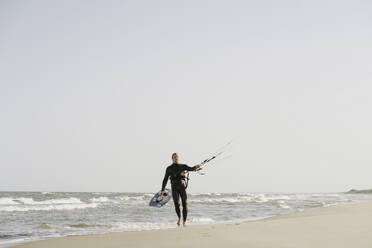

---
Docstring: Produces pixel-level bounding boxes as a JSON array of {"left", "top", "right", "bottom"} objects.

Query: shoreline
[{"left": 11, "top": 200, "right": 372, "bottom": 248}]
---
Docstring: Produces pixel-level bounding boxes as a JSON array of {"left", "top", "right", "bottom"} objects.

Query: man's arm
[
  {"left": 182, "top": 164, "right": 200, "bottom": 171},
  {"left": 161, "top": 167, "right": 170, "bottom": 192}
]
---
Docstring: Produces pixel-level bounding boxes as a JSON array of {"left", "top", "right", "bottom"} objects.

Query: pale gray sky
[{"left": 1, "top": 0, "right": 371, "bottom": 193}]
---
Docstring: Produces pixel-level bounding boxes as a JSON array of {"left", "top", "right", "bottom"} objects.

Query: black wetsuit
[{"left": 161, "top": 163, "right": 197, "bottom": 222}]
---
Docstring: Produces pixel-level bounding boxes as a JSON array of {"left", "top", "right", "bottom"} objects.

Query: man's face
[{"left": 172, "top": 154, "right": 179, "bottom": 164}]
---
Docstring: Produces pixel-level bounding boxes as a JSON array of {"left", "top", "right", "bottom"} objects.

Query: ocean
[{"left": 1, "top": 191, "right": 371, "bottom": 247}]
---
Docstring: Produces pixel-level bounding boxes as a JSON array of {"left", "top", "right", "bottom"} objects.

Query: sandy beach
[{"left": 13, "top": 201, "right": 372, "bottom": 248}]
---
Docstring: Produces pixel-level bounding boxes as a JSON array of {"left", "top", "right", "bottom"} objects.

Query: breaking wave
[
  {"left": 189, "top": 193, "right": 292, "bottom": 204},
  {"left": 0, "top": 203, "right": 98, "bottom": 212},
  {"left": 0, "top": 197, "right": 98, "bottom": 212}
]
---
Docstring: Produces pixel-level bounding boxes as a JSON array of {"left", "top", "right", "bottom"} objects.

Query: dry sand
[{"left": 13, "top": 201, "right": 372, "bottom": 248}]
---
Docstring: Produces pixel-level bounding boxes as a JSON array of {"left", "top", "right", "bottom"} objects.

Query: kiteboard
[{"left": 149, "top": 188, "right": 172, "bottom": 207}]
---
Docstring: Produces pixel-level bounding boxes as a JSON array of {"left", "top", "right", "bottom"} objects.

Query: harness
[{"left": 169, "top": 169, "right": 189, "bottom": 189}]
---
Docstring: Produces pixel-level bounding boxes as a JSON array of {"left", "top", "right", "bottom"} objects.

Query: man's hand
[
  {"left": 160, "top": 191, "right": 164, "bottom": 198},
  {"left": 195, "top": 164, "right": 201, "bottom": 170}
]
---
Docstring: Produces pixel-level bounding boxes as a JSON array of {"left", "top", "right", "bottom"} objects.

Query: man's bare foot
[
  {"left": 177, "top": 219, "right": 181, "bottom": 226},
  {"left": 183, "top": 221, "right": 186, "bottom": 227}
]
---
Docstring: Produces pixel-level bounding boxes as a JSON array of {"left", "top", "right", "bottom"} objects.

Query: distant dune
[{"left": 346, "top": 189, "right": 372, "bottom": 194}]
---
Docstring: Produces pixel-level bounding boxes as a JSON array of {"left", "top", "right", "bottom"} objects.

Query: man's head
[{"left": 172, "top": 153, "right": 179, "bottom": 164}]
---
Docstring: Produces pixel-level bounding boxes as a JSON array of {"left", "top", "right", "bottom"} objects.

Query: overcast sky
[{"left": 1, "top": 0, "right": 371, "bottom": 193}]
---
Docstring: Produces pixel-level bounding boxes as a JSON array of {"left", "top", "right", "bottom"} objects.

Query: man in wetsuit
[{"left": 160, "top": 153, "right": 200, "bottom": 226}]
